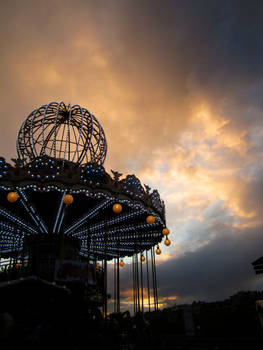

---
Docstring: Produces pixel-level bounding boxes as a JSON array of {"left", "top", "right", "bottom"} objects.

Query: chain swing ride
[{"left": 0, "top": 101, "right": 171, "bottom": 315}]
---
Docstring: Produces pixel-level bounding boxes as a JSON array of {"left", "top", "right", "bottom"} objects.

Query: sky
[{"left": 1, "top": 0, "right": 263, "bottom": 309}]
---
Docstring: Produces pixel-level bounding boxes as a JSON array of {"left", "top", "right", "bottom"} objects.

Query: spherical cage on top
[{"left": 17, "top": 102, "right": 107, "bottom": 166}]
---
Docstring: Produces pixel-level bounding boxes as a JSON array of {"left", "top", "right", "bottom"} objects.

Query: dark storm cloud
[
  {"left": 156, "top": 224, "right": 263, "bottom": 303},
  {"left": 110, "top": 0, "right": 263, "bottom": 97},
  {"left": 119, "top": 186, "right": 263, "bottom": 304},
  {"left": 117, "top": 223, "right": 263, "bottom": 305},
  {"left": 115, "top": 191, "right": 263, "bottom": 304},
  {"left": 239, "top": 170, "right": 263, "bottom": 218}
]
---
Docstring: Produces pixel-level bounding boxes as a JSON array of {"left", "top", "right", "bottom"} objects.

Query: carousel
[{"left": 0, "top": 101, "right": 171, "bottom": 316}]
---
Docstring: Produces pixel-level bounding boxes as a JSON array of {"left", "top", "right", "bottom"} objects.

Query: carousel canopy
[{"left": 0, "top": 102, "right": 166, "bottom": 261}]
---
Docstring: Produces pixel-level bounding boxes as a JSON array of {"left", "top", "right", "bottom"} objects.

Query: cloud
[
  {"left": 1, "top": 0, "right": 263, "bottom": 307},
  {"left": 157, "top": 224, "right": 263, "bottom": 303},
  {"left": 1, "top": 1, "right": 263, "bottom": 170},
  {"left": 115, "top": 223, "right": 263, "bottom": 308}
]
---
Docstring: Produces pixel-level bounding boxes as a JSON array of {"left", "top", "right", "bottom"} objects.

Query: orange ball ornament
[
  {"left": 64, "top": 194, "right": 74, "bottom": 205},
  {"left": 164, "top": 239, "right": 171, "bottom": 246},
  {"left": 120, "top": 260, "right": 125, "bottom": 267},
  {"left": 146, "top": 215, "right": 155, "bottom": 224},
  {"left": 162, "top": 227, "right": 170, "bottom": 236},
  {"left": 113, "top": 203, "right": 122, "bottom": 214},
  {"left": 141, "top": 255, "right": 145, "bottom": 262},
  {"left": 156, "top": 247, "right": 161, "bottom": 255},
  {"left": 7, "top": 192, "right": 18, "bottom": 203}
]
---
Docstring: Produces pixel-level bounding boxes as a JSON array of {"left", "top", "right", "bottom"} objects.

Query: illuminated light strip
[
  {"left": 0, "top": 233, "right": 25, "bottom": 241},
  {"left": 86, "top": 238, "right": 159, "bottom": 246},
  {"left": 0, "top": 229, "right": 27, "bottom": 241},
  {"left": 86, "top": 239, "right": 160, "bottom": 248},
  {"left": 0, "top": 184, "right": 164, "bottom": 221},
  {"left": 2, "top": 231, "right": 25, "bottom": 239},
  {"left": 79, "top": 251, "right": 113, "bottom": 259},
  {"left": 2, "top": 236, "right": 25, "bottom": 243},
  {"left": 56, "top": 209, "right": 65, "bottom": 233},
  {"left": 80, "top": 246, "right": 135, "bottom": 253},
  {"left": 90, "top": 221, "right": 159, "bottom": 235},
  {"left": 63, "top": 103, "right": 72, "bottom": 164},
  {"left": 89, "top": 240, "right": 161, "bottom": 248},
  {"left": 0, "top": 222, "right": 20, "bottom": 233},
  {"left": 0, "top": 247, "right": 23, "bottom": 254},
  {"left": 0, "top": 207, "right": 37, "bottom": 235},
  {"left": 0, "top": 244, "right": 20, "bottom": 249},
  {"left": 0, "top": 239, "right": 20, "bottom": 245},
  {"left": 53, "top": 192, "right": 65, "bottom": 233},
  {"left": 80, "top": 239, "right": 155, "bottom": 250},
  {"left": 16, "top": 189, "right": 48, "bottom": 234},
  {"left": 74, "top": 227, "right": 161, "bottom": 241},
  {"left": 92, "top": 231, "right": 162, "bottom": 240},
  {"left": 0, "top": 247, "right": 16, "bottom": 252},
  {"left": 19, "top": 118, "right": 31, "bottom": 161},
  {"left": 71, "top": 211, "right": 162, "bottom": 237},
  {"left": 88, "top": 209, "right": 145, "bottom": 232},
  {"left": 0, "top": 184, "right": 165, "bottom": 226},
  {"left": 0, "top": 235, "right": 24, "bottom": 243},
  {"left": 72, "top": 104, "right": 84, "bottom": 163},
  {"left": 0, "top": 241, "right": 21, "bottom": 248},
  {"left": 0, "top": 233, "right": 20, "bottom": 239},
  {"left": 76, "top": 226, "right": 162, "bottom": 237},
  {"left": 66, "top": 198, "right": 113, "bottom": 235},
  {"left": 80, "top": 247, "right": 134, "bottom": 254}
]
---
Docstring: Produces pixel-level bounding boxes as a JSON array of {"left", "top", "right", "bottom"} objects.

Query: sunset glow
[{"left": 1, "top": 0, "right": 263, "bottom": 306}]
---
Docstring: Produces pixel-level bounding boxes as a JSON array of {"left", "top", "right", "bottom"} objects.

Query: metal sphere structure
[{"left": 17, "top": 101, "right": 107, "bottom": 166}]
